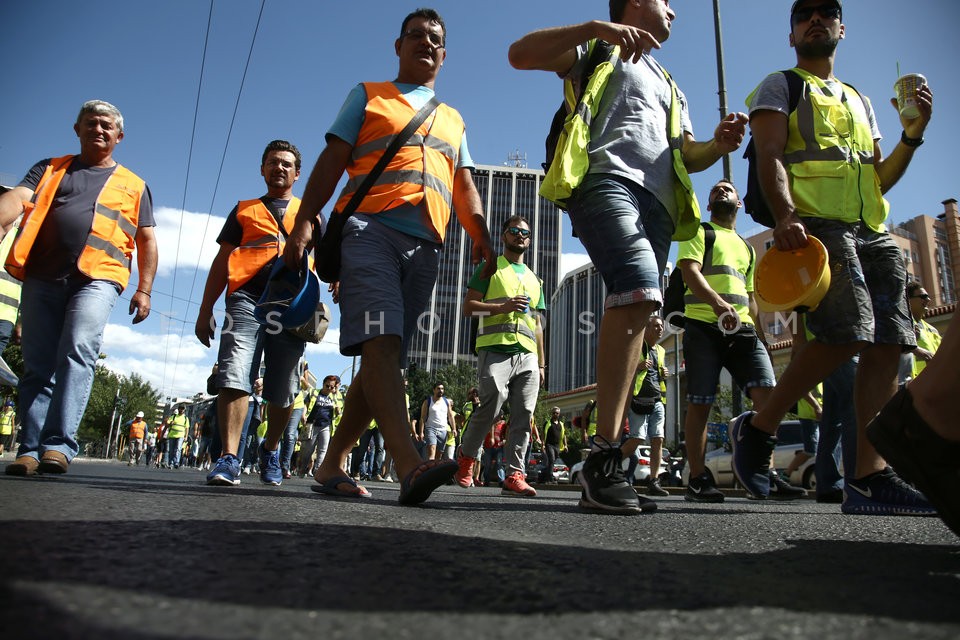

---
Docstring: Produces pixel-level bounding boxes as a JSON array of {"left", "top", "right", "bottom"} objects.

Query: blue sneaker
[
  {"left": 841, "top": 467, "right": 937, "bottom": 516},
  {"left": 729, "top": 412, "right": 776, "bottom": 499},
  {"left": 259, "top": 442, "right": 282, "bottom": 486},
  {"left": 206, "top": 454, "right": 241, "bottom": 486}
]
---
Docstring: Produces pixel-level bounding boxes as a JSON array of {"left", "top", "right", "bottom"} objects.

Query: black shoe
[
  {"left": 685, "top": 472, "right": 725, "bottom": 503},
  {"left": 730, "top": 412, "right": 776, "bottom": 499},
  {"left": 578, "top": 439, "right": 655, "bottom": 514},
  {"left": 769, "top": 471, "right": 805, "bottom": 500},
  {"left": 647, "top": 476, "right": 669, "bottom": 497},
  {"left": 816, "top": 489, "right": 844, "bottom": 504}
]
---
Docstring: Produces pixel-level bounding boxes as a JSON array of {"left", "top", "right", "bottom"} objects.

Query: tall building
[
  {"left": 406, "top": 163, "right": 563, "bottom": 371},
  {"left": 745, "top": 197, "right": 960, "bottom": 340}
]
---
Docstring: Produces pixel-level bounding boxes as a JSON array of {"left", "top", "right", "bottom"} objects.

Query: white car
[
  {"left": 681, "top": 420, "right": 821, "bottom": 489},
  {"left": 569, "top": 446, "right": 673, "bottom": 486}
]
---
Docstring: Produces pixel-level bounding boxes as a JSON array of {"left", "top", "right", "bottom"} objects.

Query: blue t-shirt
[{"left": 326, "top": 82, "right": 474, "bottom": 243}]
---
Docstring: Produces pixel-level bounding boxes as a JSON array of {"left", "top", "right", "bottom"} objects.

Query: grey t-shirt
[
  {"left": 748, "top": 72, "right": 881, "bottom": 140},
  {"left": 566, "top": 46, "right": 693, "bottom": 218}
]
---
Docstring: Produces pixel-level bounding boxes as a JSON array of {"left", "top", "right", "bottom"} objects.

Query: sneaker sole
[
  {"left": 501, "top": 489, "right": 537, "bottom": 497},
  {"left": 840, "top": 501, "right": 937, "bottom": 516},
  {"left": 206, "top": 475, "right": 240, "bottom": 486},
  {"left": 684, "top": 492, "right": 725, "bottom": 503},
  {"left": 578, "top": 495, "right": 656, "bottom": 514}
]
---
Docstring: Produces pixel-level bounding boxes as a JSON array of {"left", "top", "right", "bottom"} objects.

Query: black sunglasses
[
  {"left": 505, "top": 227, "right": 531, "bottom": 238},
  {"left": 910, "top": 293, "right": 930, "bottom": 300},
  {"left": 792, "top": 3, "right": 841, "bottom": 24}
]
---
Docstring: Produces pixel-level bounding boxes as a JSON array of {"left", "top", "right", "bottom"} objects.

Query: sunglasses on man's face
[
  {"left": 911, "top": 293, "right": 930, "bottom": 300},
  {"left": 505, "top": 227, "right": 531, "bottom": 239},
  {"left": 792, "top": 3, "right": 841, "bottom": 24}
]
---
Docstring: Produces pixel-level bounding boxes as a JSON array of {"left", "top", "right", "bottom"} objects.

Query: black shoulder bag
[{"left": 314, "top": 96, "right": 441, "bottom": 283}]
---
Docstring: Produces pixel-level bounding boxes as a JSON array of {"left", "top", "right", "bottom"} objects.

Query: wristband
[
  {"left": 136, "top": 289, "right": 151, "bottom": 297},
  {"left": 901, "top": 131, "right": 924, "bottom": 148}
]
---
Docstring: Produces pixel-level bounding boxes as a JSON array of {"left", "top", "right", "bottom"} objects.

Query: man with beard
[
  {"left": 677, "top": 181, "right": 802, "bottom": 502},
  {"left": 732, "top": 0, "right": 935, "bottom": 515},
  {"left": 455, "top": 215, "right": 545, "bottom": 497}
]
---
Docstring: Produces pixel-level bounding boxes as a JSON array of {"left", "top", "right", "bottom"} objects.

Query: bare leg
[
  {"left": 684, "top": 403, "right": 712, "bottom": 477},
  {"left": 217, "top": 389, "right": 250, "bottom": 456}
]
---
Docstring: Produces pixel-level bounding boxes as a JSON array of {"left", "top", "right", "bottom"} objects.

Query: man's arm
[
  {"left": 0, "top": 186, "right": 31, "bottom": 229},
  {"left": 680, "top": 113, "right": 748, "bottom": 174},
  {"left": 678, "top": 259, "right": 736, "bottom": 322},
  {"left": 282, "top": 137, "right": 353, "bottom": 270},
  {"left": 129, "top": 226, "right": 157, "bottom": 324},
  {"left": 874, "top": 84, "right": 933, "bottom": 193},
  {"left": 451, "top": 168, "right": 496, "bottom": 279},
  {"left": 751, "top": 109, "right": 808, "bottom": 251},
  {"left": 535, "top": 313, "right": 546, "bottom": 387},
  {"left": 194, "top": 243, "right": 234, "bottom": 347},
  {"left": 508, "top": 20, "right": 661, "bottom": 72}
]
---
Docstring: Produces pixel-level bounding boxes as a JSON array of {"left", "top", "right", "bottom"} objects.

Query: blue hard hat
[
  {"left": 4, "top": 400, "right": 13, "bottom": 407},
  {"left": 254, "top": 254, "right": 320, "bottom": 329}
]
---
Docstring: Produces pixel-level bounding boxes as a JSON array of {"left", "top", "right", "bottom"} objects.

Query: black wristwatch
[{"left": 901, "top": 130, "right": 924, "bottom": 148}]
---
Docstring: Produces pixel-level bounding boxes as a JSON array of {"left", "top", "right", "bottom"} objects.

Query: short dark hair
[
  {"left": 711, "top": 179, "right": 738, "bottom": 196},
  {"left": 322, "top": 375, "right": 339, "bottom": 385},
  {"left": 501, "top": 214, "right": 531, "bottom": 233},
  {"left": 401, "top": 8, "right": 446, "bottom": 45},
  {"left": 906, "top": 281, "right": 924, "bottom": 298},
  {"left": 262, "top": 139, "right": 302, "bottom": 171},
  {"left": 610, "top": 0, "right": 628, "bottom": 22}
]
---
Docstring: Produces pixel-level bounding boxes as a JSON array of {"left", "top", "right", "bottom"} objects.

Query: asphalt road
[{"left": 1, "top": 458, "right": 958, "bottom": 640}]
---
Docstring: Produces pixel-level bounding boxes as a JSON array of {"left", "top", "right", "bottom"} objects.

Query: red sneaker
[
  {"left": 502, "top": 470, "right": 537, "bottom": 497},
  {"left": 455, "top": 453, "right": 475, "bottom": 487}
]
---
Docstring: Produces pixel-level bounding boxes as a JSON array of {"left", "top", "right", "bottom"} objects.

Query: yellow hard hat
[{"left": 754, "top": 236, "right": 831, "bottom": 313}]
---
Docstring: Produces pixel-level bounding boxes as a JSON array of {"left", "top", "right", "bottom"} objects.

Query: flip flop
[
  {"left": 311, "top": 475, "right": 372, "bottom": 499},
  {"left": 398, "top": 459, "right": 457, "bottom": 506}
]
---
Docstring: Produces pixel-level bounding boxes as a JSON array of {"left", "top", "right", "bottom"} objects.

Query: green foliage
[
  {"left": 2, "top": 343, "right": 23, "bottom": 383},
  {"left": 77, "top": 367, "right": 162, "bottom": 443},
  {"left": 405, "top": 360, "right": 478, "bottom": 419}
]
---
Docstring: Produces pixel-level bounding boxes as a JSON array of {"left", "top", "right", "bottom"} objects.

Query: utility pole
[
  {"left": 713, "top": 0, "right": 732, "bottom": 182},
  {"left": 105, "top": 386, "right": 120, "bottom": 459}
]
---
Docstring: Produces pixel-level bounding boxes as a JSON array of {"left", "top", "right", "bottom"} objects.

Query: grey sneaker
[{"left": 647, "top": 476, "right": 669, "bottom": 497}]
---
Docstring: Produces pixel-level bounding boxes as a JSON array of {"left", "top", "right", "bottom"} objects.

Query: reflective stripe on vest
[
  {"left": 476, "top": 256, "right": 542, "bottom": 353},
  {"left": 0, "top": 222, "right": 22, "bottom": 323},
  {"left": 334, "top": 82, "right": 463, "bottom": 242},
  {"left": 226, "top": 198, "right": 301, "bottom": 295},
  {"left": 682, "top": 223, "right": 755, "bottom": 325},
  {"left": 783, "top": 68, "right": 888, "bottom": 232},
  {"left": 5, "top": 155, "right": 145, "bottom": 289}
]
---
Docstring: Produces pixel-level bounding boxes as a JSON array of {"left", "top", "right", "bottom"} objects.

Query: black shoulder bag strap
[{"left": 318, "top": 95, "right": 441, "bottom": 234}]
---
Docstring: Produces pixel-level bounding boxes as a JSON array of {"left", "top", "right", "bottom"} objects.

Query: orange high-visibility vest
[
  {"left": 334, "top": 82, "right": 464, "bottom": 241},
  {"left": 129, "top": 418, "right": 146, "bottom": 440},
  {"left": 226, "top": 198, "right": 301, "bottom": 295},
  {"left": 6, "top": 155, "right": 146, "bottom": 289}
]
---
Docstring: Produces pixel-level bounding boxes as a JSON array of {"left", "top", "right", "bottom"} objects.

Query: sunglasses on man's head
[
  {"left": 792, "top": 3, "right": 841, "bottom": 24},
  {"left": 505, "top": 227, "right": 531, "bottom": 238}
]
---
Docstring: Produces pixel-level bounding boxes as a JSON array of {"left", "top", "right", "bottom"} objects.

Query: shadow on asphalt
[{"left": 2, "top": 518, "right": 958, "bottom": 632}]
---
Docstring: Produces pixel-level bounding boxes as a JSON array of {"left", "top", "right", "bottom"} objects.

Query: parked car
[
  {"left": 568, "top": 446, "right": 673, "bottom": 486},
  {"left": 525, "top": 451, "right": 570, "bottom": 484},
  {"left": 680, "top": 420, "right": 819, "bottom": 488}
]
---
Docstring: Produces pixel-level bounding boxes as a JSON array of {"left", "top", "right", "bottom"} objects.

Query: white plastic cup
[{"left": 894, "top": 73, "right": 926, "bottom": 119}]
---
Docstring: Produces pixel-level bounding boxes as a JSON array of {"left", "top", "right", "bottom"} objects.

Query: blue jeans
[
  {"left": 280, "top": 407, "right": 303, "bottom": 472},
  {"left": 165, "top": 437, "right": 184, "bottom": 467},
  {"left": 817, "top": 358, "right": 858, "bottom": 494},
  {"left": 351, "top": 427, "right": 384, "bottom": 477},
  {"left": 17, "top": 277, "right": 119, "bottom": 461}
]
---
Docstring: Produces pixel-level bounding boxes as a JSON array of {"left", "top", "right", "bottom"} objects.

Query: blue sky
[{"left": 2, "top": 0, "right": 958, "bottom": 399}]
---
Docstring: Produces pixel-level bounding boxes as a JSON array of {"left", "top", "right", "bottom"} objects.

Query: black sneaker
[
  {"left": 685, "top": 472, "right": 725, "bottom": 503},
  {"left": 841, "top": 467, "right": 937, "bottom": 516},
  {"left": 647, "top": 476, "right": 669, "bottom": 497},
  {"left": 578, "top": 440, "right": 656, "bottom": 514},
  {"left": 730, "top": 412, "right": 776, "bottom": 499},
  {"left": 769, "top": 471, "right": 806, "bottom": 500},
  {"left": 816, "top": 489, "right": 844, "bottom": 504}
]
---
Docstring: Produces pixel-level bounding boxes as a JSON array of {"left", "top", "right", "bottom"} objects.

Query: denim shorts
[
  {"left": 338, "top": 214, "right": 441, "bottom": 365},
  {"left": 627, "top": 402, "right": 665, "bottom": 440},
  {"left": 424, "top": 425, "right": 448, "bottom": 447},
  {"left": 802, "top": 218, "right": 914, "bottom": 348},
  {"left": 683, "top": 319, "right": 775, "bottom": 404},
  {"left": 216, "top": 292, "right": 305, "bottom": 406},
  {"left": 566, "top": 174, "right": 672, "bottom": 309}
]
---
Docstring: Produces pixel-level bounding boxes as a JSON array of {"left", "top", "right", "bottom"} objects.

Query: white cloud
[
  {"left": 151, "top": 206, "right": 224, "bottom": 277},
  {"left": 560, "top": 252, "right": 592, "bottom": 280}
]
